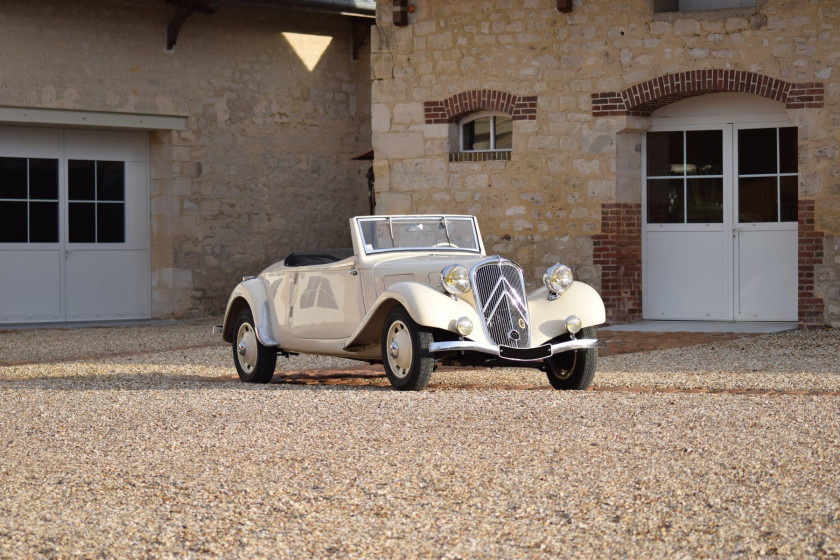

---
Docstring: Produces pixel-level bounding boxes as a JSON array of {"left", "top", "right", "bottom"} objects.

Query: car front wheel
[
  {"left": 381, "top": 306, "right": 435, "bottom": 391},
  {"left": 544, "top": 326, "right": 597, "bottom": 390},
  {"left": 233, "top": 308, "right": 277, "bottom": 383}
]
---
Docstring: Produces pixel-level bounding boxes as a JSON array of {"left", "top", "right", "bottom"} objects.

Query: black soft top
[{"left": 283, "top": 248, "right": 354, "bottom": 267}]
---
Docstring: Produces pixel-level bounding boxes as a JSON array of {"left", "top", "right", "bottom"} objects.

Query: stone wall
[
  {"left": 1, "top": 0, "right": 372, "bottom": 316},
  {"left": 372, "top": 0, "right": 840, "bottom": 325}
]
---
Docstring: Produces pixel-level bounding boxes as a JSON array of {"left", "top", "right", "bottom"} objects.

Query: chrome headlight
[
  {"left": 544, "top": 264, "right": 573, "bottom": 294},
  {"left": 440, "top": 264, "right": 471, "bottom": 295}
]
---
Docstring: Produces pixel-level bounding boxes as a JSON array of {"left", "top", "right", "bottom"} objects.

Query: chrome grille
[{"left": 471, "top": 258, "right": 530, "bottom": 348}]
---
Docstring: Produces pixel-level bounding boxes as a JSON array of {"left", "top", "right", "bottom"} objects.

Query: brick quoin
[
  {"left": 593, "top": 204, "right": 642, "bottom": 324},
  {"left": 424, "top": 89, "right": 537, "bottom": 123},
  {"left": 591, "top": 70, "right": 824, "bottom": 117},
  {"left": 798, "top": 199, "right": 825, "bottom": 328},
  {"left": 593, "top": 201, "right": 826, "bottom": 328}
]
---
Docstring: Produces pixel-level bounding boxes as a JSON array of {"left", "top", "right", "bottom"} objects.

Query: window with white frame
[{"left": 460, "top": 113, "right": 512, "bottom": 152}]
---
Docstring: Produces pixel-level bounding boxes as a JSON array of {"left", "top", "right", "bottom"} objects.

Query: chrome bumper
[{"left": 428, "top": 337, "right": 605, "bottom": 362}]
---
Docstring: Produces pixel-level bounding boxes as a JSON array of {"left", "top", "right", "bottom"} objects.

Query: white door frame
[
  {"left": 643, "top": 104, "right": 796, "bottom": 322},
  {"left": 0, "top": 126, "right": 151, "bottom": 323}
]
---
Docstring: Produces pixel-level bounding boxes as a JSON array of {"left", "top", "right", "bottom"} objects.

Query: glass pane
[
  {"left": 687, "top": 178, "right": 723, "bottom": 223},
  {"left": 780, "top": 175, "right": 798, "bottom": 222},
  {"left": 97, "top": 203, "right": 125, "bottom": 243},
  {"left": 0, "top": 201, "right": 27, "bottom": 242},
  {"left": 646, "top": 131, "right": 683, "bottom": 177},
  {"left": 494, "top": 117, "right": 512, "bottom": 149},
  {"left": 68, "top": 160, "right": 96, "bottom": 201},
  {"left": 738, "top": 128, "right": 777, "bottom": 175},
  {"left": 779, "top": 127, "right": 798, "bottom": 173},
  {"left": 29, "top": 159, "right": 59, "bottom": 200},
  {"left": 686, "top": 130, "right": 722, "bottom": 176},
  {"left": 69, "top": 202, "right": 96, "bottom": 243},
  {"left": 97, "top": 161, "right": 125, "bottom": 202},
  {"left": 464, "top": 117, "right": 491, "bottom": 151},
  {"left": 739, "top": 176, "right": 777, "bottom": 223},
  {"left": 29, "top": 202, "right": 58, "bottom": 243},
  {"left": 647, "top": 179, "right": 684, "bottom": 223},
  {"left": 0, "top": 157, "right": 27, "bottom": 199}
]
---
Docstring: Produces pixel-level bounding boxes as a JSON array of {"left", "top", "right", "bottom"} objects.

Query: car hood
[{"left": 372, "top": 253, "right": 492, "bottom": 296}]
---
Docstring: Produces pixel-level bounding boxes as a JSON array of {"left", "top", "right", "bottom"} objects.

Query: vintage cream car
[{"left": 220, "top": 215, "right": 605, "bottom": 391}]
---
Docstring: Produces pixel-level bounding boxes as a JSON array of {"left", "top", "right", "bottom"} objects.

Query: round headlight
[
  {"left": 440, "top": 265, "right": 471, "bottom": 295},
  {"left": 544, "top": 264, "right": 573, "bottom": 294}
]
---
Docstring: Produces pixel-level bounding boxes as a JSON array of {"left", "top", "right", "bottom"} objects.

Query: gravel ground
[{"left": 1, "top": 321, "right": 839, "bottom": 558}]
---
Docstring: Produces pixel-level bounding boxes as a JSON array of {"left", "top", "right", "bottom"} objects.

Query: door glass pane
[
  {"left": 69, "top": 202, "right": 96, "bottom": 243},
  {"left": 97, "top": 203, "right": 125, "bottom": 243},
  {"left": 0, "top": 201, "right": 27, "bottom": 242},
  {"left": 780, "top": 176, "right": 798, "bottom": 222},
  {"left": 464, "top": 117, "right": 491, "bottom": 150},
  {"left": 739, "top": 176, "right": 777, "bottom": 222},
  {"left": 646, "top": 131, "right": 683, "bottom": 176},
  {"left": 738, "top": 128, "right": 777, "bottom": 175},
  {"left": 687, "top": 178, "right": 723, "bottom": 223},
  {"left": 68, "top": 160, "right": 96, "bottom": 201},
  {"left": 29, "top": 202, "right": 59, "bottom": 243},
  {"left": 97, "top": 161, "right": 125, "bottom": 202},
  {"left": 779, "top": 127, "right": 798, "bottom": 173},
  {"left": 0, "top": 157, "right": 27, "bottom": 199},
  {"left": 29, "top": 159, "right": 59, "bottom": 200},
  {"left": 686, "top": 130, "right": 723, "bottom": 176},
  {"left": 494, "top": 117, "right": 512, "bottom": 149},
  {"left": 647, "top": 179, "right": 684, "bottom": 223}
]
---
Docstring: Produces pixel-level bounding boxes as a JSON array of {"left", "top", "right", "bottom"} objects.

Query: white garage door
[
  {"left": 643, "top": 118, "right": 798, "bottom": 321},
  {"left": 0, "top": 127, "right": 150, "bottom": 323}
]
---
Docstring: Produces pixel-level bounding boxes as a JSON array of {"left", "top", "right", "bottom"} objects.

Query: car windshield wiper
[
  {"left": 440, "top": 217, "right": 451, "bottom": 246},
  {"left": 387, "top": 217, "right": 395, "bottom": 247}
]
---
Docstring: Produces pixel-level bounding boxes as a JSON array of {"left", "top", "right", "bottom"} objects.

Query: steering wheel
[{"left": 432, "top": 242, "right": 459, "bottom": 248}]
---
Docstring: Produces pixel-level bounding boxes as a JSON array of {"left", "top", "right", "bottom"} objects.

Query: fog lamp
[
  {"left": 456, "top": 317, "right": 473, "bottom": 336},
  {"left": 565, "top": 315, "right": 583, "bottom": 335}
]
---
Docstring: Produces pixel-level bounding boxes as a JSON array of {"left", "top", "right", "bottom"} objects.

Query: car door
[{"left": 289, "top": 259, "right": 365, "bottom": 339}]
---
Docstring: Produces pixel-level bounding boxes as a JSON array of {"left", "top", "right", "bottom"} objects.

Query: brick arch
[
  {"left": 592, "top": 70, "right": 824, "bottom": 117},
  {"left": 424, "top": 89, "right": 537, "bottom": 124}
]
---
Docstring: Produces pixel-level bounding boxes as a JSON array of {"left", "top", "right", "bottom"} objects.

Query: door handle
[
  {"left": 348, "top": 269, "right": 358, "bottom": 276},
  {"left": 65, "top": 250, "right": 73, "bottom": 259}
]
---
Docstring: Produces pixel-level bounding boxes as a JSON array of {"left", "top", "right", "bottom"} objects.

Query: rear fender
[
  {"left": 221, "top": 278, "right": 278, "bottom": 346},
  {"left": 344, "top": 282, "right": 487, "bottom": 349}
]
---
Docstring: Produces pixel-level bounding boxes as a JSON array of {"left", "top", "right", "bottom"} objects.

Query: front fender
[
  {"left": 221, "top": 278, "right": 278, "bottom": 346},
  {"left": 528, "top": 281, "right": 606, "bottom": 346},
  {"left": 344, "top": 282, "right": 487, "bottom": 349}
]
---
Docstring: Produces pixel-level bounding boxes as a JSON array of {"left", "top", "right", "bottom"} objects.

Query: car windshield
[{"left": 358, "top": 216, "right": 481, "bottom": 254}]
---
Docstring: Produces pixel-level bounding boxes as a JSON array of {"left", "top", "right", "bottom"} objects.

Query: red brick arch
[
  {"left": 424, "top": 89, "right": 537, "bottom": 124},
  {"left": 592, "top": 70, "right": 824, "bottom": 117}
]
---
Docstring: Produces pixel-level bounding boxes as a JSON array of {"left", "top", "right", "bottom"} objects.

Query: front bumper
[{"left": 428, "top": 337, "right": 605, "bottom": 362}]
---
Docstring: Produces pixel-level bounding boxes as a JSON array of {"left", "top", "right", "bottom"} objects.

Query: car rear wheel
[
  {"left": 544, "top": 326, "right": 597, "bottom": 390},
  {"left": 381, "top": 306, "right": 435, "bottom": 391},
  {"left": 233, "top": 308, "right": 277, "bottom": 383}
]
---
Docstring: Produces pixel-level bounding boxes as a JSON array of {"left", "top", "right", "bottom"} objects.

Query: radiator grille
[{"left": 471, "top": 259, "right": 530, "bottom": 348}]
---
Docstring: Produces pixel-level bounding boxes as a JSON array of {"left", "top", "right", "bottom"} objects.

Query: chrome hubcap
[
  {"left": 235, "top": 322, "right": 257, "bottom": 374},
  {"left": 386, "top": 320, "right": 412, "bottom": 379}
]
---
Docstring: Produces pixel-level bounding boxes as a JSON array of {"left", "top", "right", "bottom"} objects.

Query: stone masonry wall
[
  {"left": 372, "top": 0, "right": 840, "bottom": 325},
  {"left": 1, "top": 0, "right": 371, "bottom": 316}
]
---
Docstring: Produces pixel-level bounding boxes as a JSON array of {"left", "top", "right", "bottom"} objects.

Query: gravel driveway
[{"left": 0, "top": 322, "right": 838, "bottom": 558}]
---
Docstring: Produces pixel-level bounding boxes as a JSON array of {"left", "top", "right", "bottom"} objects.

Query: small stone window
[
  {"left": 451, "top": 113, "right": 512, "bottom": 162},
  {"left": 654, "top": 0, "right": 758, "bottom": 12}
]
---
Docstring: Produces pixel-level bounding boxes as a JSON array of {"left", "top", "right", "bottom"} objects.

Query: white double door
[
  {"left": 0, "top": 127, "right": 150, "bottom": 323},
  {"left": 643, "top": 121, "right": 798, "bottom": 321}
]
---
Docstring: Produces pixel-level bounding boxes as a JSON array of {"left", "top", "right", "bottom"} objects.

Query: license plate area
[{"left": 498, "top": 344, "right": 551, "bottom": 361}]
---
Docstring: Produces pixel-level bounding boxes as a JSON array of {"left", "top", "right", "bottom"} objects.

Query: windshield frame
[{"left": 356, "top": 215, "right": 483, "bottom": 255}]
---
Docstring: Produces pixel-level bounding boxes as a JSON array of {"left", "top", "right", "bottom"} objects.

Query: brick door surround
[{"left": 592, "top": 70, "right": 826, "bottom": 328}]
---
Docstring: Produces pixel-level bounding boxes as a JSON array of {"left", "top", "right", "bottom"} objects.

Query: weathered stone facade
[
  {"left": 1, "top": 0, "right": 371, "bottom": 317},
  {"left": 371, "top": 0, "right": 840, "bottom": 327}
]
